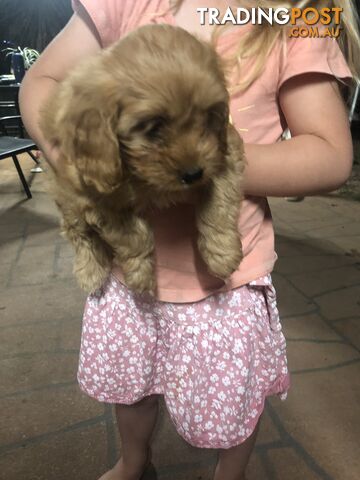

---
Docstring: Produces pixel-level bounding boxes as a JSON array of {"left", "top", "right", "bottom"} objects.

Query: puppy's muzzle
[{"left": 180, "top": 167, "right": 204, "bottom": 185}]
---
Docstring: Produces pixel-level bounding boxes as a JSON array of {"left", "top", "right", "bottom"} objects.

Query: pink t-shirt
[{"left": 72, "top": 0, "right": 352, "bottom": 302}]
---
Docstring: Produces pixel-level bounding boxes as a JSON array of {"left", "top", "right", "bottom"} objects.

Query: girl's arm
[
  {"left": 19, "top": 5, "right": 101, "bottom": 169},
  {"left": 243, "top": 73, "right": 353, "bottom": 197}
]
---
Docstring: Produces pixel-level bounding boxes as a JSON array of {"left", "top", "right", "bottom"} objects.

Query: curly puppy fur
[{"left": 40, "top": 24, "right": 245, "bottom": 295}]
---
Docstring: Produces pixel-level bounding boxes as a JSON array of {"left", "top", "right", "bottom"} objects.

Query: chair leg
[
  {"left": 11, "top": 154, "right": 32, "bottom": 199},
  {"left": 28, "top": 150, "right": 40, "bottom": 164}
]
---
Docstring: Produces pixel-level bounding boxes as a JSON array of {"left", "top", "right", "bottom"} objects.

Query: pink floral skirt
[{"left": 78, "top": 274, "right": 290, "bottom": 449}]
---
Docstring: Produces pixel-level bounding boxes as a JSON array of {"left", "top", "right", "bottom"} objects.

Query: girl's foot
[{"left": 98, "top": 447, "right": 151, "bottom": 480}]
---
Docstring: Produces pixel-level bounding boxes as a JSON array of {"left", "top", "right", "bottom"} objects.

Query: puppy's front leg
[
  {"left": 196, "top": 125, "right": 245, "bottom": 280},
  {"left": 62, "top": 212, "right": 113, "bottom": 293},
  {"left": 101, "top": 213, "right": 156, "bottom": 295}
]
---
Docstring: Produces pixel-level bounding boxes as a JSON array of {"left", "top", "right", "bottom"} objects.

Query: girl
[{"left": 19, "top": 1, "right": 360, "bottom": 479}]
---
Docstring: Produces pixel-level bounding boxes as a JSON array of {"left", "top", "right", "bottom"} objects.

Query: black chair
[
  {"left": 0, "top": 85, "right": 20, "bottom": 112},
  {"left": 0, "top": 85, "right": 21, "bottom": 134},
  {"left": 0, "top": 115, "right": 38, "bottom": 199},
  {"left": 0, "top": 77, "right": 16, "bottom": 86}
]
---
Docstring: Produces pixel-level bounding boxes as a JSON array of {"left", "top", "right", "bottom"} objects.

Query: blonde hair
[{"left": 171, "top": 0, "right": 360, "bottom": 91}]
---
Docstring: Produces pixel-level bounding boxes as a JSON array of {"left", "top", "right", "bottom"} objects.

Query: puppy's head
[
  {"left": 115, "top": 25, "right": 230, "bottom": 192},
  {"left": 41, "top": 25, "right": 230, "bottom": 194}
]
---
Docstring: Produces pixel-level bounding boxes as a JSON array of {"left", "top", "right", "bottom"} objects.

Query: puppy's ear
[
  {"left": 65, "top": 105, "right": 122, "bottom": 193},
  {"left": 208, "top": 101, "right": 230, "bottom": 151},
  {"left": 45, "top": 77, "right": 122, "bottom": 194},
  {"left": 208, "top": 101, "right": 229, "bottom": 128}
]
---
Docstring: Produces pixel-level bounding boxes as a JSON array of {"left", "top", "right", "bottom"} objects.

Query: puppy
[{"left": 40, "top": 24, "right": 245, "bottom": 295}]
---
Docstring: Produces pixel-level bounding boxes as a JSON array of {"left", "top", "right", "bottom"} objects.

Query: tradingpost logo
[{"left": 197, "top": 7, "right": 343, "bottom": 38}]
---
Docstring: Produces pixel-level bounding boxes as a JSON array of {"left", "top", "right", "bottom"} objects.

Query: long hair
[{"left": 171, "top": 0, "right": 360, "bottom": 91}]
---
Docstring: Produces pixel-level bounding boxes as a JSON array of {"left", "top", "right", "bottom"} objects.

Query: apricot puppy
[{"left": 40, "top": 24, "right": 245, "bottom": 295}]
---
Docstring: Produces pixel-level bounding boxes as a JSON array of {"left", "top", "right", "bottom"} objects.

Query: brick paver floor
[{"left": 1, "top": 154, "right": 359, "bottom": 480}]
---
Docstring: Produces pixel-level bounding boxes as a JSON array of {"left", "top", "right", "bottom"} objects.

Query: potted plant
[{"left": 3, "top": 46, "right": 40, "bottom": 82}]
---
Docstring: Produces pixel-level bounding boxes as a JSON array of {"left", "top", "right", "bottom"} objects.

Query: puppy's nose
[{"left": 181, "top": 167, "right": 203, "bottom": 185}]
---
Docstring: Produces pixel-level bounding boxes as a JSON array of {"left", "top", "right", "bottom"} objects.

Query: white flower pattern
[{"left": 77, "top": 274, "right": 290, "bottom": 449}]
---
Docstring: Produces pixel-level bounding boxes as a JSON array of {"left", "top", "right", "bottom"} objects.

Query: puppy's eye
[
  {"left": 146, "top": 117, "right": 166, "bottom": 139},
  {"left": 132, "top": 116, "right": 166, "bottom": 140}
]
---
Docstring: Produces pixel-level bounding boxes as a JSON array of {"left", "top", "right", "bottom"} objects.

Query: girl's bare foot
[{"left": 98, "top": 447, "right": 151, "bottom": 480}]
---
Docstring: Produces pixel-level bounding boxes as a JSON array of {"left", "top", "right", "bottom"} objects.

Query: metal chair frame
[{"left": 0, "top": 115, "right": 38, "bottom": 199}]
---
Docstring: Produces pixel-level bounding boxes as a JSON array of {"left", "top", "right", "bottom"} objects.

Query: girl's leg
[
  {"left": 99, "top": 394, "right": 159, "bottom": 480},
  {"left": 213, "top": 419, "right": 260, "bottom": 480}
]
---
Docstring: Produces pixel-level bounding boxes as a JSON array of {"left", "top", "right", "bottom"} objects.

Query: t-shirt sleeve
[
  {"left": 278, "top": 36, "right": 352, "bottom": 89},
  {"left": 71, "top": 0, "right": 128, "bottom": 47}
]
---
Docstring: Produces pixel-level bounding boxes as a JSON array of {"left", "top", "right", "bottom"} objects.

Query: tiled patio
[{"left": 0, "top": 154, "right": 359, "bottom": 480}]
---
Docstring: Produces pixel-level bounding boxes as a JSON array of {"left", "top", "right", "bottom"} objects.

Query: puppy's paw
[
  {"left": 74, "top": 256, "right": 110, "bottom": 293},
  {"left": 126, "top": 274, "right": 156, "bottom": 296},
  {"left": 199, "top": 233, "right": 243, "bottom": 280},
  {"left": 122, "top": 258, "right": 156, "bottom": 295}
]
